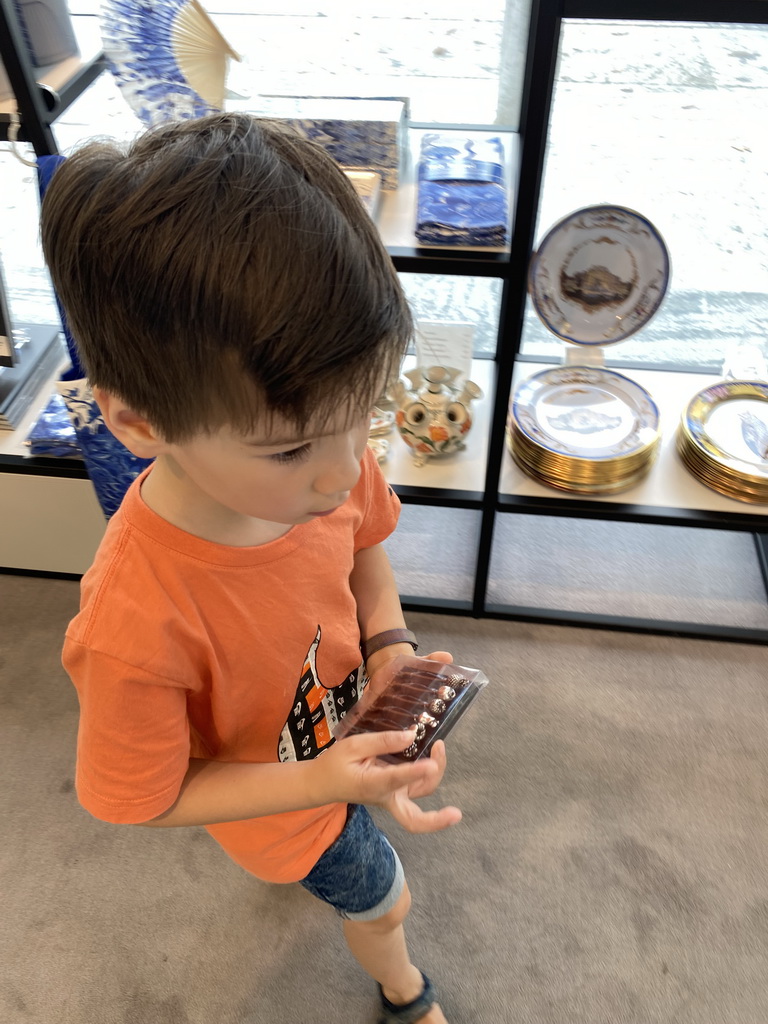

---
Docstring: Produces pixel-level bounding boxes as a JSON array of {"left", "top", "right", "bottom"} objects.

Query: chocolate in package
[{"left": 333, "top": 655, "right": 489, "bottom": 762}]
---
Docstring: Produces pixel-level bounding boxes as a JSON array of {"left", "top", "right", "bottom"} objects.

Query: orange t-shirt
[{"left": 62, "top": 447, "right": 400, "bottom": 883}]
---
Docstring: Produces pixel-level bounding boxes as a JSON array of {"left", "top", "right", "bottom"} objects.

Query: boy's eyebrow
[
  {"left": 243, "top": 437, "right": 308, "bottom": 448},
  {"left": 241, "top": 408, "right": 371, "bottom": 447},
  {"left": 242, "top": 427, "right": 339, "bottom": 448}
]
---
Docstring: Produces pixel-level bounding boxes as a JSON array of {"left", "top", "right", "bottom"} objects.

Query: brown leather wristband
[{"left": 361, "top": 628, "right": 418, "bottom": 663}]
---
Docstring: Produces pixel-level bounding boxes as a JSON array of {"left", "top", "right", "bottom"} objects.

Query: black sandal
[{"left": 378, "top": 972, "right": 437, "bottom": 1024}]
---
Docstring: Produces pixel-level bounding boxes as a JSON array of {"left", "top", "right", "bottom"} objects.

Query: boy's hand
[
  {"left": 381, "top": 739, "right": 462, "bottom": 833},
  {"left": 311, "top": 729, "right": 461, "bottom": 834},
  {"left": 364, "top": 646, "right": 453, "bottom": 679}
]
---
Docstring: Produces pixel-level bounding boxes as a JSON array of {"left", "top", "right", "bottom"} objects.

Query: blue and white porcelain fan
[{"left": 100, "top": 0, "right": 240, "bottom": 125}]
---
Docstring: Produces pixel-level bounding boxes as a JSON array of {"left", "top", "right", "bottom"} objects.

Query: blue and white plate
[
  {"left": 529, "top": 205, "right": 670, "bottom": 346},
  {"left": 511, "top": 366, "right": 660, "bottom": 460}
]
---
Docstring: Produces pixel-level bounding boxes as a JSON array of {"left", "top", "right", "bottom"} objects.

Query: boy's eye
[{"left": 270, "top": 444, "right": 312, "bottom": 465}]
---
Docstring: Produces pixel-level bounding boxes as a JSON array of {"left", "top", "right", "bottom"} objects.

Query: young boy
[{"left": 41, "top": 113, "right": 462, "bottom": 1024}]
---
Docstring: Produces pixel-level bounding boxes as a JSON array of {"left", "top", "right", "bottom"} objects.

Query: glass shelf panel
[
  {"left": 66, "top": 3, "right": 531, "bottom": 127},
  {"left": 399, "top": 273, "right": 502, "bottom": 358},
  {"left": 488, "top": 513, "right": 768, "bottom": 629},
  {"left": 211, "top": 4, "right": 525, "bottom": 127},
  {"left": 385, "top": 503, "right": 480, "bottom": 604}
]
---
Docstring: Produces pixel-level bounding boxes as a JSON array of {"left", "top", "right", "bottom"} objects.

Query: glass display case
[
  {"left": 486, "top": 1, "right": 768, "bottom": 643},
  {"left": 1, "top": 0, "right": 767, "bottom": 642}
]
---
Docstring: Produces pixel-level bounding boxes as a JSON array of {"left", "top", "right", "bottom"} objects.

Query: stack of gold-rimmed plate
[
  {"left": 677, "top": 380, "right": 768, "bottom": 504},
  {"left": 508, "top": 366, "right": 661, "bottom": 494}
]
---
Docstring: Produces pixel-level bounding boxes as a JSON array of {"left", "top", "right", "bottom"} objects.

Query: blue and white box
[{"left": 252, "top": 96, "right": 408, "bottom": 190}]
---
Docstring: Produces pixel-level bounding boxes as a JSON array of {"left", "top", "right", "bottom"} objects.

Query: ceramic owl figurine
[{"left": 392, "top": 366, "right": 483, "bottom": 467}]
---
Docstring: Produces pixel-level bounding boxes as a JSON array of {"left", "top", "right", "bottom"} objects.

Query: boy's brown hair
[{"left": 41, "top": 113, "right": 411, "bottom": 441}]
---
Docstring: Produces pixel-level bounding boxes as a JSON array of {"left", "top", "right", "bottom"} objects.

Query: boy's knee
[{"left": 352, "top": 881, "right": 412, "bottom": 934}]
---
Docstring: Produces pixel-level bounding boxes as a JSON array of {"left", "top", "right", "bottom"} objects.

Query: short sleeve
[
  {"left": 353, "top": 446, "right": 401, "bottom": 552},
  {"left": 63, "top": 639, "right": 191, "bottom": 824}
]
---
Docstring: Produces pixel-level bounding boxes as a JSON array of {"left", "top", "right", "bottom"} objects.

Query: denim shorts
[{"left": 299, "top": 804, "right": 405, "bottom": 921}]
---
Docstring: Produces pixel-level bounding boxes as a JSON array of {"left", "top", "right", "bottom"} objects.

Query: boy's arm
[
  {"left": 143, "top": 729, "right": 458, "bottom": 831},
  {"left": 349, "top": 543, "right": 421, "bottom": 676},
  {"left": 350, "top": 542, "right": 453, "bottom": 671},
  {"left": 348, "top": 542, "right": 462, "bottom": 831}
]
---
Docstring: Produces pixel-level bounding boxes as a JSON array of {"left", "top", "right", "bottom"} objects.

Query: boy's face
[{"left": 162, "top": 405, "right": 372, "bottom": 527}]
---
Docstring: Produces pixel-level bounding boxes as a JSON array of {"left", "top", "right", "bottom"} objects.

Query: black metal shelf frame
[
  {"left": 496, "top": 494, "right": 768, "bottom": 532},
  {"left": 1, "top": 0, "right": 767, "bottom": 642},
  {"left": 0, "top": 1, "right": 105, "bottom": 152}
]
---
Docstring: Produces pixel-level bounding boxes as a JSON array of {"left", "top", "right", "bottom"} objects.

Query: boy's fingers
[
  {"left": 406, "top": 742, "right": 447, "bottom": 798},
  {"left": 344, "top": 728, "right": 421, "bottom": 759},
  {"left": 429, "top": 739, "right": 447, "bottom": 769},
  {"left": 423, "top": 651, "right": 453, "bottom": 664},
  {"left": 341, "top": 730, "right": 440, "bottom": 791},
  {"left": 377, "top": 759, "right": 440, "bottom": 796},
  {"left": 392, "top": 802, "right": 462, "bottom": 834}
]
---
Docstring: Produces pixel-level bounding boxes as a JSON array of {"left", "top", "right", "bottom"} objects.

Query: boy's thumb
[{"left": 350, "top": 727, "right": 419, "bottom": 758}]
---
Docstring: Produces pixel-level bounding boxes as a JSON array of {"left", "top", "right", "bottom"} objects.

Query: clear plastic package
[{"left": 333, "top": 655, "right": 489, "bottom": 762}]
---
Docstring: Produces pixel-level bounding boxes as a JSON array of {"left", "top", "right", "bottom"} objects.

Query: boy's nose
[{"left": 314, "top": 443, "right": 362, "bottom": 498}]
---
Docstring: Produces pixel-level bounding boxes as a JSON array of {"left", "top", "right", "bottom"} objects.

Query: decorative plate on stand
[
  {"left": 100, "top": 0, "right": 240, "bottom": 126},
  {"left": 528, "top": 205, "right": 670, "bottom": 345}
]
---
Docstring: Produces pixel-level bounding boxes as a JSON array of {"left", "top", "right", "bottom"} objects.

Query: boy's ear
[{"left": 93, "top": 387, "right": 168, "bottom": 459}]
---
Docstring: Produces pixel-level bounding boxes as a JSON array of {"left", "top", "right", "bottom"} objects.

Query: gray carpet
[{"left": 3, "top": 573, "right": 768, "bottom": 1024}]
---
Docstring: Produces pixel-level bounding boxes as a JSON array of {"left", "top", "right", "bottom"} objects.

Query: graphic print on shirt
[{"left": 277, "top": 626, "right": 368, "bottom": 762}]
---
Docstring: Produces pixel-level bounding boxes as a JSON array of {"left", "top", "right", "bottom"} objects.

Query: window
[
  {"left": 519, "top": 20, "right": 768, "bottom": 374},
  {"left": 70, "top": 0, "right": 529, "bottom": 127}
]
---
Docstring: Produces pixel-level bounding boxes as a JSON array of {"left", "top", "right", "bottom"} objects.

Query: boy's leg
[
  {"left": 342, "top": 882, "right": 448, "bottom": 1023},
  {"left": 299, "top": 806, "right": 448, "bottom": 1021}
]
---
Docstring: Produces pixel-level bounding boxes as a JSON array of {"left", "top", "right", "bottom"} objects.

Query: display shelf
[
  {"left": 218, "top": 9, "right": 517, "bottom": 269},
  {"left": 0, "top": 350, "right": 89, "bottom": 478},
  {"left": 498, "top": 362, "right": 768, "bottom": 529},
  {"left": 0, "top": 355, "right": 496, "bottom": 489},
  {"left": 0, "top": 348, "right": 102, "bottom": 575},
  {"left": 0, "top": 470, "right": 105, "bottom": 574},
  {"left": 377, "top": 129, "right": 517, "bottom": 265},
  {"left": 381, "top": 357, "right": 494, "bottom": 502}
]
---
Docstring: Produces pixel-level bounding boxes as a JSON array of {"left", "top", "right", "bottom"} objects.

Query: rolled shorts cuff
[
  {"left": 342, "top": 845, "right": 405, "bottom": 921},
  {"left": 299, "top": 803, "right": 405, "bottom": 921}
]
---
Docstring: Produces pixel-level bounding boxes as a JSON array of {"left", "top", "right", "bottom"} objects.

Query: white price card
[{"left": 415, "top": 321, "right": 474, "bottom": 380}]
